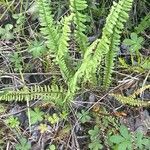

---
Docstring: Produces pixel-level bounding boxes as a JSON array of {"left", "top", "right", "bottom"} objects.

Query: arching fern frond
[
  {"left": 57, "top": 14, "right": 74, "bottom": 81},
  {"left": 0, "top": 85, "right": 65, "bottom": 107},
  {"left": 131, "top": 84, "right": 150, "bottom": 98},
  {"left": 91, "top": 0, "right": 133, "bottom": 89},
  {"left": 102, "top": 0, "right": 133, "bottom": 88},
  {"left": 110, "top": 93, "right": 150, "bottom": 107},
  {"left": 37, "top": 0, "right": 59, "bottom": 52},
  {"left": 65, "top": 39, "right": 100, "bottom": 101},
  {"left": 70, "top": 0, "right": 89, "bottom": 54},
  {"left": 135, "top": 12, "right": 150, "bottom": 34},
  {"left": 37, "top": 0, "right": 73, "bottom": 82},
  {"left": 110, "top": 85, "right": 150, "bottom": 107}
]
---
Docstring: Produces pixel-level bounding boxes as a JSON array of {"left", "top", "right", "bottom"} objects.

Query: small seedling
[
  {"left": 38, "top": 123, "right": 48, "bottom": 134},
  {"left": 88, "top": 125, "right": 103, "bottom": 150},
  {"left": 47, "top": 113, "right": 60, "bottom": 124},
  {"left": 109, "top": 125, "right": 132, "bottom": 150},
  {"left": 77, "top": 109, "right": 91, "bottom": 123},
  {"left": 123, "top": 32, "right": 144, "bottom": 64},
  {"left": 28, "top": 40, "right": 47, "bottom": 58},
  {"left": 15, "top": 137, "right": 31, "bottom": 150},
  {"left": 12, "top": 13, "right": 25, "bottom": 25},
  {"left": 0, "top": 24, "right": 14, "bottom": 40},
  {"left": 29, "top": 108, "right": 44, "bottom": 125},
  {"left": 10, "top": 52, "right": 23, "bottom": 72},
  {"left": 123, "top": 33, "right": 144, "bottom": 54},
  {"left": 134, "top": 131, "right": 150, "bottom": 150},
  {"left": 48, "top": 144, "right": 56, "bottom": 150},
  {"left": 5, "top": 116, "right": 20, "bottom": 129}
]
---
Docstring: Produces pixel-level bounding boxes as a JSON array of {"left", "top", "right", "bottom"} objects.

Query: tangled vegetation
[{"left": 0, "top": 0, "right": 150, "bottom": 149}]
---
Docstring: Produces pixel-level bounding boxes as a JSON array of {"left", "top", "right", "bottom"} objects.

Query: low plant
[
  {"left": 77, "top": 109, "right": 91, "bottom": 123},
  {"left": 109, "top": 125, "right": 150, "bottom": 150},
  {"left": 29, "top": 108, "right": 44, "bottom": 125},
  {"left": 15, "top": 137, "right": 31, "bottom": 150},
  {"left": 5, "top": 116, "right": 20, "bottom": 129},
  {"left": 38, "top": 123, "right": 48, "bottom": 134},
  {"left": 47, "top": 113, "right": 60, "bottom": 124},
  {"left": 134, "top": 131, "right": 150, "bottom": 150},
  {"left": 28, "top": 40, "right": 47, "bottom": 58},
  {"left": 109, "top": 125, "right": 132, "bottom": 150},
  {"left": 10, "top": 52, "right": 23, "bottom": 72},
  {"left": 0, "top": 24, "right": 14, "bottom": 40},
  {"left": 123, "top": 32, "right": 144, "bottom": 64},
  {"left": 48, "top": 144, "right": 56, "bottom": 150},
  {"left": 88, "top": 125, "right": 103, "bottom": 150}
]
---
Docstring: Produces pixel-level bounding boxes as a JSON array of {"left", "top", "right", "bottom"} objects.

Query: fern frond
[
  {"left": 91, "top": 0, "right": 133, "bottom": 88},
  {"left": 37, "top": 0, "right": 59, "bottom": 52},
  {"left": 135, "top": 13, "right": 150, "bottom": 34},
  {"left": 37, "top": 0, "right": 73, "bottom": 81},
  {"left": 103, "top": 0, "right": 133, "bottom": 88},
  {"left": 65, "top": 39, "right": 100, "bottom": 101},
  {"left": 0, "top": 85, "right": 65, "bottom": 106},
  {"left": 57, "top": 14, "right": 74, "bottom": 81},
  {"left": 70, "top": 0, "right": 89, "bottom": 53},
  {"left": 131, "top": 84, "right": 150, "bottom": 98},
  {"left": 110, "top": 93, "right": 150, "bottom": 107}
]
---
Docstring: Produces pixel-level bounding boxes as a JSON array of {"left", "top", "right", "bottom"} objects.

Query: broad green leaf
[
  {"left": 123, "top": 39, "right": 134, "bottom": 46},
  {"left": 88, "top": 140, "right": 103, "bottom": 150},
  {"left": 120, "top": 125, "right": 130, "bottom": 139},
  {"left": 131, "top": 33, "right": 138, "bottom": 41},
  {"left": 29, "top": 108, "right": 44, "bottom": 125},
  {"left": 110, "top": 135, "right": 124, "bottom": 144}
]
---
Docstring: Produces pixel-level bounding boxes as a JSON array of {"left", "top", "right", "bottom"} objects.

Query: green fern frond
[
  {"left": 135, "top": 12, "right": 150, "bottom": 34},
  {"left": 57, "top": 14, "right": 74, "bottom": 81},
  {"left": 110, "top": 93, "right": 150, "bottom": 107},
  {"left": 65, "top": 39, "right": 100, "bottom": 101},
  {"left": 93, "top": 0, "right": 133, "bottom": 88},
  {"left": 0, "top": 85, "right": 65, "bottom": 106},
  {"left": 37, "top": 0, "right": 59, "bottom": 52},
  {"left": 103, "top": 0, "right": 133, "bottom": 88},
  {"left": 37, "top": 0, "right": 73, "bottom": 82},
  {"left": 131, "top": 84, "right": 150, "bottom": 98},
  {"left": 70, "top": 0, "right": 89, "bottom": 53}
]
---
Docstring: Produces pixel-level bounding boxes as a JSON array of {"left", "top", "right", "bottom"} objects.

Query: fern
[
  {"left": 131, "top": 84, "right": 150, "bottom": 98},
  {"left": 37, "top": 0, "right": 59, "bottom": 53},
  {"left": 135, "top": 13, "right": 150, "bottom": 34},
  {"left": 64, "top": 0, "right": 134, "bottom": 100},
  {"left": 70, "top": 0, "right": 89, "bottom": 54},
  {"left": 65, "top": 39, "right": 100, "bottom": 101},
  {"left": 110, "top": 85, "right": 150, "bottom": 107},
  {"left": 102, "top": 0, "right": 133, "bottom": 88},
  {"left": 57, "top": 14, "right": 74, "bottom": 81},
  {"left": 37, "top": 0, "right": 73, "bottom": 82},
  {"left": 110, "top": 93, "right": 150, "bottom": 107},
  {"left": 0, "top": 85, "right": 65, "bottom": 107},
  {"left": 0, "top": 0, "right": 136, "bottom": 109}
]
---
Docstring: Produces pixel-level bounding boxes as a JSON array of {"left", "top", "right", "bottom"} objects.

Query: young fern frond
[
  {"left": 110, "top": 85, "right": 150, "bottom": 107},
  {"left": 65, "top": 0, "right": 134, "bottom": 100},
  {"left": 0, "top": 85, "right": 65, "bottom": 106},
  {"left": 70, "top": 0, "right": 89, "bottom": 54},
  {"left": 65, "top": 39, "right": 100, "bottom": 101},
  {"left": 135, "top": 12, "right": 150, "bottom": 34},
  {"left": 85, "top": 0, "right": 133, "bottom": 88},
  {"left": 102, "top": 0, "right": 133, "bottom": 88},
  {"left": 110, "top": 93, "right": 150, "bottom": 107},
  {"left": 131, "top": 84, "right": 150, "bottom": 98},
  {"left": 37, "top": 0, "right": 59, "bottom": 52},
  {"left": 57, "top": 14, "right": 74, "bottom": 81},
  {"left": 37, "top": 0, "right": 72, "bottom": 81}
]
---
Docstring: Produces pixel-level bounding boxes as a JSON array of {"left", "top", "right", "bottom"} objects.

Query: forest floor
[{"left": 0, "top": 0, "right": 150, "bottom": 150}]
